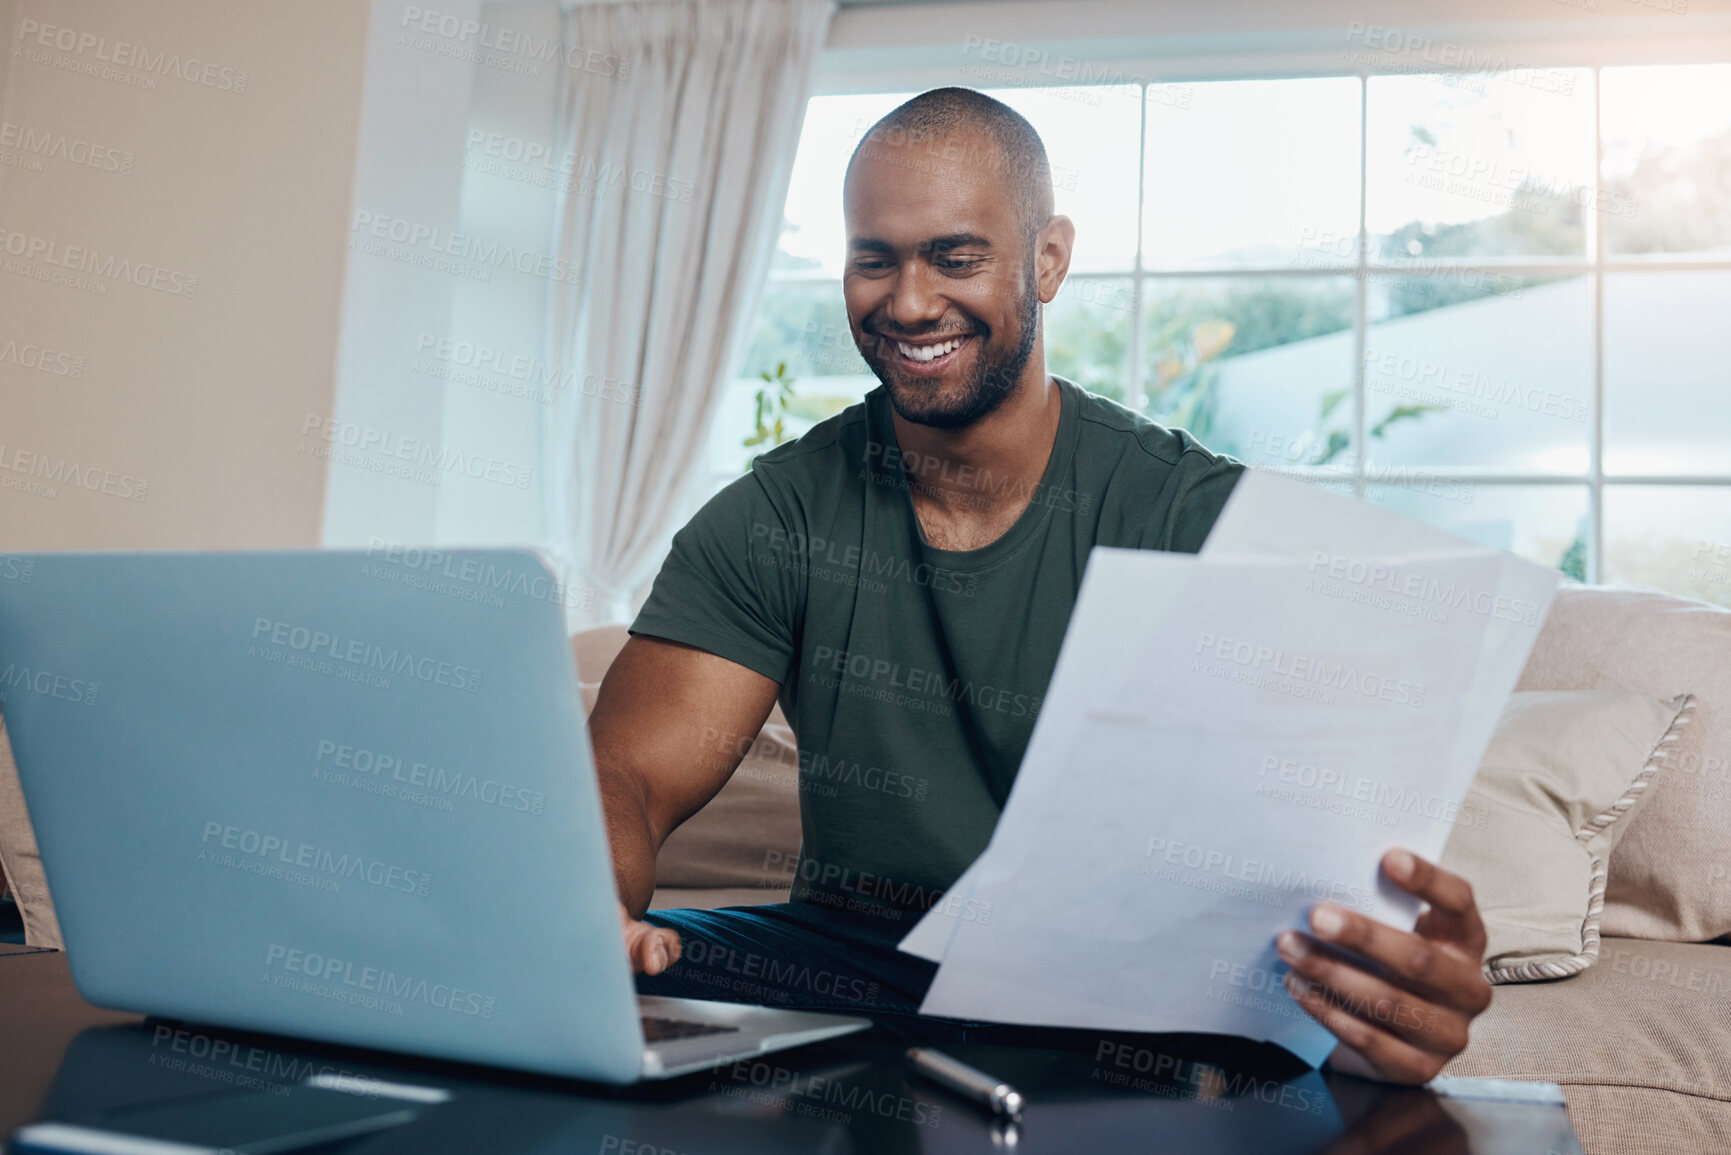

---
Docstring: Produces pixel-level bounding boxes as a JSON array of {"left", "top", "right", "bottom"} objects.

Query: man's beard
[{"left": 860, "top": 269, "right": 1040, "bottom": 431}]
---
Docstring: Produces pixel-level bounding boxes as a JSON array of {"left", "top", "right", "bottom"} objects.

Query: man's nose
[{"left": 884, "top": 264, "right": 947, "bottom": 332}]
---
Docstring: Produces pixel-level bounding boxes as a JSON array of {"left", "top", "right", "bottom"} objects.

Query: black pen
[{"left": 906, "top": 1047, "right": 1025, "bottom": 1119}]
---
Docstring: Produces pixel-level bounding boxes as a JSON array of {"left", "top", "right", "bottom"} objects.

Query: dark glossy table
[{"left": 0, "top": 946, "right": 1581, "bottom": 1155}]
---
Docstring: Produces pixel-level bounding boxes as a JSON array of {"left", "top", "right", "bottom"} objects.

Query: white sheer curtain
[{"left": 544, "top": 0, "right": 834, "bottom": 626}]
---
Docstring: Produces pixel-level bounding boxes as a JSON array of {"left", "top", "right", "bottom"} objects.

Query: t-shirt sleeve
[
  {"left": 1156, "top": 454, "right": 1246, "bottom": 555},
  {"left": 628, "top": 469, "right": 805, "bottom": 686}
]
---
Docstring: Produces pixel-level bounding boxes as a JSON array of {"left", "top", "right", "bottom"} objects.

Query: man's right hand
[{"left": 619, "top": 901, "right": 683, "bottom": 975}]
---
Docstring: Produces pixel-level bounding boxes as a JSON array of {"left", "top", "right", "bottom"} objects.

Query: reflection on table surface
[{"left": 22, "top": 1020, "right": 1579, "bottom": 1155}]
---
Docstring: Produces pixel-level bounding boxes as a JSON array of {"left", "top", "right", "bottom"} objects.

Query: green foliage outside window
[{"left": 744, "top": 361, "right": 798, "bottom": 466}]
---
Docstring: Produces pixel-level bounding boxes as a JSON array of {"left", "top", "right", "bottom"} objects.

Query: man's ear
[{"left": 1035, "top": 215, "right": 1076, "bottom": 304}]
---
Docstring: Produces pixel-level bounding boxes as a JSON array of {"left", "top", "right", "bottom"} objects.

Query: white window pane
[
  {"left": 1146, "top": 277, "right": 1355, "bottom": 459},
  {"left": 724, "top": 278, "right": 876, "bottom": 483},
  {"left": 1045, "top": 276, "right": 1133, "bottom": 401},
  {"left": 777, "top": 93, "right": 917, "bottom": 277},
  {"left": 1144, "top": 78, "right": 1361, "bottom": 270},
  {"left": 1602, "top": 64, "right": 1731, "bottom": 258},
  {"left": 1605, "top": 486, "right": 1731, "bottom": 608},
  {"left": 1362, "top": 275, "right": 1590, "bottom": 474},
  {"left": 1366, "top": 484, "right": 1588, "bottom": 576},
  {"left": 739, "top": 281, "right": 866, "bottom": 379},
  {"left": 1367, "top": 71, "right": 1594, "bottom": 260},
  {"left": 985, "top": 85, "right": 1142, "bottom": 274},
  {"left": 1605, "top": 271, "right": 1731, "bottom": 477}
]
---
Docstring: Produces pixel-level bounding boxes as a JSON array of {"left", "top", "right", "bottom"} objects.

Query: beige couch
[
  {"left": 3, "top": 589, "right": 1728, "bottom": 1154},
  {"left": 1437, "top": 585, "right": 1731, "bottom": 1154}
]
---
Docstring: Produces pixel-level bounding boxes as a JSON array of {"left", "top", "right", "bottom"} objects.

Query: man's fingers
[
  {"left": 629, "top": 925, "right": 681, "bottom": 974},
  {"left": 1306, "top": 904, "right": 1490, "bottom": 1015},
  {"left": 618, "top": 904, "right": 681, "bottom": 975},
  {"left": 1286, "top": 851, "right": 1497, "bottom": 1083},
  {"left": 1278, "top": 932, "right": 1466, "bottom": 1055},
  {"left": 1286, "top": 975, "right": 1450, "bottom": 1085},
  {"left": 1384, "top": 850, "right": 1487, "bottom": 953}
]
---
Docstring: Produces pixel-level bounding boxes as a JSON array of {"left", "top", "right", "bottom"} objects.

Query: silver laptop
[{"left": 0, "top": 549, "right": 867, "bottom": 1083}]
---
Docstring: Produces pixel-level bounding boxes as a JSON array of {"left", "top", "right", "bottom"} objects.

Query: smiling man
[{"left": 589, "top": 87, "right": 1492, "bottom": 1084}]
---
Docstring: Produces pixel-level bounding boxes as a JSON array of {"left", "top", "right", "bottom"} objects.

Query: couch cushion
[
  {"left": 0, "top": 713, "right": 61, "bottom": 949},
  {"left": 1440, "top": 690, "right": 1694, "bottom": 983},
  {"left": 1548, "top": 1086, "right": 1731, "bottom": 1155},
  {"left": 575, "top": 627, "right": 801, "bottom": 893},
  {"left": 1514, "top": 585, "right": 1731, "bottom": 941},
  {"left": 1445, "top": 937, "right": 1731, "bottom": 1106}
]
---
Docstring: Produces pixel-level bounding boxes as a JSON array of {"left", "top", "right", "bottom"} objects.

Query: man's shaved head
[{"left": 846, "top": 87, "right": 1055, "bottom": 252}]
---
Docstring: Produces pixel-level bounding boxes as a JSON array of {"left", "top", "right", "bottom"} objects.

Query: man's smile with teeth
[{"left": 893, "top": 335, "right": 970, "bottom": 363}]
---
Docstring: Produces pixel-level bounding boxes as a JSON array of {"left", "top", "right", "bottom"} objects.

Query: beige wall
[{"left": 0, "top": 0, "right": 370, "bottom": 548}]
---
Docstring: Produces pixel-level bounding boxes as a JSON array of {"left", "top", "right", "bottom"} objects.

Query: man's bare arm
[{"left": 587, "top": 635, "right": 781, "bottom": 924}]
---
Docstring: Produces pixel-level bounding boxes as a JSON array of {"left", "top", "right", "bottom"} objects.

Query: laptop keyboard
[{"left": 642, "top": 1015, "right": 741, "bottom": 1043}]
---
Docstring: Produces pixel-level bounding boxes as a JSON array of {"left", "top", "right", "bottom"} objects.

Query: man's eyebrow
[
  {"left": 926, "top": 232, "right": 993, "bottom": 251},
  {"left": 846, "top": 232, "right": 995, "bottom": 254}
]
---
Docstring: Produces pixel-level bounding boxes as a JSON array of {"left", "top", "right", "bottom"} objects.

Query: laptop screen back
[{"left": 0, "top": 549, "right": 643, "bottom": 1083}]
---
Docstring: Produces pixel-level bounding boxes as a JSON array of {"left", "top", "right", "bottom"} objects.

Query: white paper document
[{"left": 902, "top": 470, "right": 1559, "bottom": 1065}]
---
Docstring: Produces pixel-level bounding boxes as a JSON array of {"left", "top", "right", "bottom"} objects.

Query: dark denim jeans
[
  {"left": 640, "top": 903, "right": 1345, "bottom": 1145},
  {"left": 636, "top": 899, "right": 1310, "bottom": 1074}
]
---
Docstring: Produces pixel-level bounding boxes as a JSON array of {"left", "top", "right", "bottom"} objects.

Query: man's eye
[
  {"left": 852, "top": 259, "right": 893, "bottom": 272},
  {"left": 937, "top": 257, "right": 982, "bottom": 271}
]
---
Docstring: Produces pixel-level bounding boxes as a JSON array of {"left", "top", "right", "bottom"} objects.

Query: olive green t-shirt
[{"left": 630, "top": 376, "right": 1243, "bottom": 925}]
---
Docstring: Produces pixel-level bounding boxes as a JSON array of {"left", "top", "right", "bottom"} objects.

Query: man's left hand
[{"left": 1276, "top": 848, "right": 1492, "bottom": 1085}]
